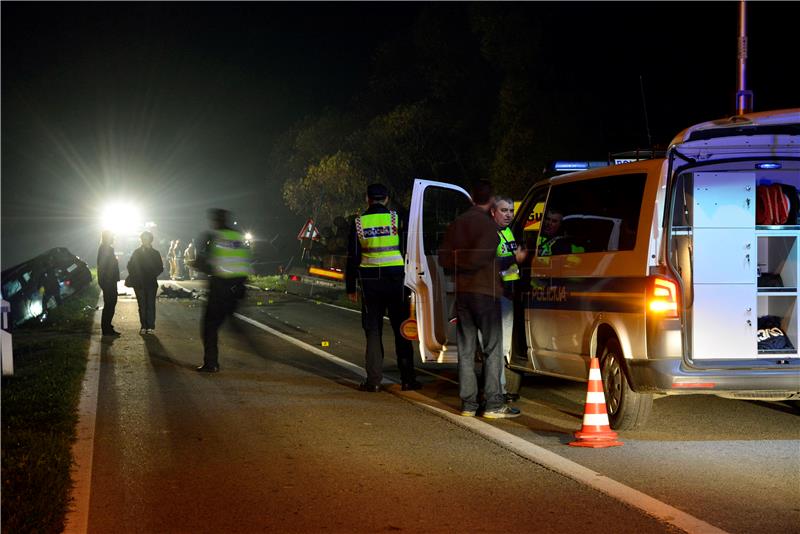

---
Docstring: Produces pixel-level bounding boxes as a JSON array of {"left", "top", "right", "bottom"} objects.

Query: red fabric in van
[{"left": 756, "top": 184, "right": 790, "bottom": 225}]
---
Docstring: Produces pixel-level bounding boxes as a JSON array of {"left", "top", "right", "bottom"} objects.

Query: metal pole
[{"left": 736, "top": 0, "right": 753, "bottom": 114}]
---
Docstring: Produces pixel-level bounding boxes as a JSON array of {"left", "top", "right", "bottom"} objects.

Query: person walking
[
  {"left": 97, "top": 230, "right": 121, "bottom": 336},
  {"left": 346, "top": 183, "right": 420, "bottom": 392},
  {"left": 195, "top": 209, "right": 252, "bottom": 373},
  {"left": 127, "top": 231, "right": 164, "bottom": 334},
  {"left": 439, "top": 180, "right": 520, "bottom": 418},
  {"left": 491, "top": 196, "right": 528, "bottom": 401}
]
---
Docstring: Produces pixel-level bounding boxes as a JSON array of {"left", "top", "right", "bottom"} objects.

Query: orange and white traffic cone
[{"left": 569, "top": 357, "right": 623, "bottom": 448}]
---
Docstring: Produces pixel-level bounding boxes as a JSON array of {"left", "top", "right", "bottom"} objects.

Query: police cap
[{"left": 367, "top": 183, "right": 389, "bottom": 200}]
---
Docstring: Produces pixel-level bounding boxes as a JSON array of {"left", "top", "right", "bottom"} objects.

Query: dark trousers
[
  {"left": 456, "top": 292, "right": 503, "bottom": 411},
  {"left": 101, "top": 284, "right": 117, "bottom": 333},
  {"left": 202, "top": 277, "right": 241, "bottom": 367},
  {"left": 360, "top": 275, "right": 415, "bottom": 386},
  {"left": 133, "top": 284, "right": 158, "bottom": 329}
]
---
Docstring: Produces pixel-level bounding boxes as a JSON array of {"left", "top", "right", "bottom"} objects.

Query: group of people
[
  {"left": 345, "top": 181, "right": 524, "bottom": 418},
  {"left": 96, "top": 209, "right": 252, "bottom": 373},
  {"left": 96, "top": 183, "right": 524, "bottom": 416},
  {"left": 166, "top": 239, "right": 198, "bottom": 281}
]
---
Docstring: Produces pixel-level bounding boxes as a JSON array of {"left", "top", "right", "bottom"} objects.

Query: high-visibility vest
[
  {"left": 537, "top": 235, "right": 585, "bottom": 257},
  {"left": 356, "top": 211, "right": 404, "bottom": 268},
  {"left": 209, "top": 229, "right": 253, "bottom": 278},
  {"left": 497, "top": 227, "right": 520, "bottom": 282}
]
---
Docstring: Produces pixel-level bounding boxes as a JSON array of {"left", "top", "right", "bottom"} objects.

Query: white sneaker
[
  {"left": 146, "top": 329, "right": 155, "bottom": 334},
  {"left": 139, "top": 328, "right": 147, "bottom": 334}
]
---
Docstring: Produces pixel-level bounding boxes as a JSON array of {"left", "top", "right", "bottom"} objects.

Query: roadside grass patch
[{"left": 1, "top": 281, "right": 99, "bottom": 534}]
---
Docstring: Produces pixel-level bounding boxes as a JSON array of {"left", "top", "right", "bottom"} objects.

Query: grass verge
[
  {"left": 1, "top": 281, "right": 100, "bottom": 534},
  {"left": 248, "top": 274, "right": 287, "bottom": 292}
]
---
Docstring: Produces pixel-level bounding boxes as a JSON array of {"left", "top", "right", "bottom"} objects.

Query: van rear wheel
[{"left": 599, "top": 339, "right": 652, "bottom": 430}]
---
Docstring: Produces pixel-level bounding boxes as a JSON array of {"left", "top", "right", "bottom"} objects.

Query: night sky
[{"left": 2, "top": 2, "right": 798, "bottom": 271}]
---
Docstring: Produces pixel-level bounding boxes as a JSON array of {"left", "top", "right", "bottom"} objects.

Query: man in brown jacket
[{"left": 439, "top": 180, "right": 521, "bottom": 419}]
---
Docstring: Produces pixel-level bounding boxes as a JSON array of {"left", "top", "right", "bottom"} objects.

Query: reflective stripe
[
  {"left": 360, "top": 255, "right": 405, "bottom": 266},
  {"left": 361, "top": 246, "right": 400, "bottom": 253},
  {"left": 582, "top": 413, "right": 611, "bottom": 426},
  {"left": 588, "top": 368, "right": 602, "bottom": 381},
  {"left": 585, "top": 391, "right": 607, "bottom": 404}
]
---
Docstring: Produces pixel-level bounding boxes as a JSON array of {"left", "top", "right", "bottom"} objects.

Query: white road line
[
  {"left": 63, "top": 303, "right": 103, "bottom": 534},
  {"left": 233, "top": 312, "right": 384, "bottom": 382},
  {"left": 235, "top": 311, "right": 730, "bottom": 534}
]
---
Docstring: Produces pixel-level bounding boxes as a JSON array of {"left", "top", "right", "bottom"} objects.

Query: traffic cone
[{"left": 569, "top": 357, "right": 623, "bottom": 448}]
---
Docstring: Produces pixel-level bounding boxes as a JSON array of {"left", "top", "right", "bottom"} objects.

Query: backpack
[{"left": 756, "top": 184, "right": 792, "bottom": 225}]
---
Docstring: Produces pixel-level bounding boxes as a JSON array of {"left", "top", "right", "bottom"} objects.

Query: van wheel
[
  {"left": 504, "top": 366, "right": 523, "bottom": 396},
  {"left": 599, "top": 339, "right": 652, "bottom": 430}
]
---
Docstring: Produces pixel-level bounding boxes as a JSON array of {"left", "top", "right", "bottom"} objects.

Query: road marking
[
  {"left": 235, "top": 310, "right": 730, "bottom": 534},
  {"left": 64, "top": 302, "right": 103, "bottom": 534},
  {"left": 233, "top": 313, "right": 376, "bottom": 381}
]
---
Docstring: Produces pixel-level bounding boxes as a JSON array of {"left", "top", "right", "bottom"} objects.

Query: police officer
[
  {"left": 346, "top": 183, "right": 420, "bottom": 392},
  {"left": 491, "top": 196, "right": 527, "bottom": 401},
  {"left": 195, "top": 209, "right": 253, "bottom": 373}
]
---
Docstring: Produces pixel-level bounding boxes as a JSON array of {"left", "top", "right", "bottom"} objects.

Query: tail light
[
  {"left": 648, "top": 276, "right": 679, "bottom": 318},
  {"left": 289, "top": 275, "right": 300, "bottom": 282}
]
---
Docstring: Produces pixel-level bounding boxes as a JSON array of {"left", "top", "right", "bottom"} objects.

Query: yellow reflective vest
[
  {"left": 496, "top": 227, "right": 520, "bottom": 282},
  {"left": 209, "top": 229, "right": 253, "bottom": 278},
  {"left": 356, "top": 211, "right": 404, "bottom": 268}
]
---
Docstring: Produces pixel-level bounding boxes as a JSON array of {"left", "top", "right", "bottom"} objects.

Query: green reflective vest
[
  {"left": 537, "top": 235, "right": 585, "bottom": 257},
  {"left": 209, "top": 229, "right": 253, "bottom": 278},
  {"left": 356, "top": 211, "right": 404, "bottom": 268},
  {"left": 496, "top": 227, "right": 520, "bottom": 282}
]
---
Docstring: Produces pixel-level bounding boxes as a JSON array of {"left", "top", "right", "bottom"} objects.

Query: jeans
[
  {"left": 456, "top": 292, "right": 503, "bottom": 412},
  {"left": 134, "top": 284, "right": 157, "bottom": 329},
  {"left": 101, "top": 284, "right": 118, "bottom": 333},
  {"left": 359, "top": 275, "right": 415, "bottom": 386}
]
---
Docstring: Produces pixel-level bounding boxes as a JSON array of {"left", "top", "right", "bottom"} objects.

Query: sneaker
[
  {"left": 139, "top": 328, "right": 147, "bottom": 334},
  {"left": 482, "top": 405, "right": 521, "bottom": 419},
  {"left": 460, "top": 409, "right": 477, "bottom": 417},
  {"left": 146, "top": 329, "right": 155, "bottom": 334}
]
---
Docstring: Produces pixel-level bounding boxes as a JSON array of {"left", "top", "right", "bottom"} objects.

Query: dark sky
[{"left": 2, "top": 2, "right": 798, "bottom": 271}]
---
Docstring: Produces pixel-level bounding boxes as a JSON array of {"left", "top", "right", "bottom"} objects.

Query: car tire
[{"left": 599, "top": 338, "right": 653, "bottom": 430}]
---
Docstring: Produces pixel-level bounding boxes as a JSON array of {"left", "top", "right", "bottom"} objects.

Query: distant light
[
  {"left": 756, "top": 162, "right": 782, "bottom": 170},
  {"left": 101, "top": 202, "right": 142, "bottom": 236},
  {"left": 244, "top": 232, "right": 253, "bottom": 241}
]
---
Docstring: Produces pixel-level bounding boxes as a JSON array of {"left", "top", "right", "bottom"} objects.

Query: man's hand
[{"left": 347, "top": 292, "right": 358, "bottom": 304}]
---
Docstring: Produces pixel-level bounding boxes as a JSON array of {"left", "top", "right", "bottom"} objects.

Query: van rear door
[{"left": 405, "top": 179, "right": 472, "bottom": 363}]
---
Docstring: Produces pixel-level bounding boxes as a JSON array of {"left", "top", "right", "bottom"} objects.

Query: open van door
[{"left": 405, "top": 179, "right": 472, "bottom": 362}]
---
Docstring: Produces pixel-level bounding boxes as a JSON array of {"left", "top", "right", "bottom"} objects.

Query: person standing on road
[
  {"left": 439, "top": 180, "right": 520, "bottom": 419},
  {"left": 127, "top": 231, "right": 164, "bottom": 334},
  {"left": 167, "top": 240, "right": 177, "bottom": 280},
  {"left": 346, "top": 183, "right": 420, "bottom": 393},
  {"left": 195, "top": 209, "right": 252, "bottom": 373},
  {"left": 184, "top": 240, "right": 197, "bottom": 280},
  {"left": 491, "top": 196, "right": 528, "bottom": 402},
  {"left": 97, "top": 230, "right": 121, "bottom": 337}
]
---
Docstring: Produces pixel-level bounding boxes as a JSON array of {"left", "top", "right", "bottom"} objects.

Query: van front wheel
[{"left": 599, "top": 339, "right": 652, "bottom": 430}]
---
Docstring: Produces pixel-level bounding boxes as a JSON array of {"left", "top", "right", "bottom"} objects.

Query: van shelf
[
  {"left": 756, "top": 225, "right": 800, "bottom": 232},
  {"left": 757, "top": 287, "right": 798, "bottom": 294}
]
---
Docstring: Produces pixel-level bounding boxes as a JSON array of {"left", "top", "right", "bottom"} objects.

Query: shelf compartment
[{"left": 757, "top": 295, "right": 797, "bottom": 356}]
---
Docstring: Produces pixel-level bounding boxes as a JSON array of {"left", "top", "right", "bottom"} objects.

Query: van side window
[
  {"left": 422, "top": 186, "right": 473, "bottom": 255},
  {"left": 540, "top": 173, "right": 647, "bottom": 255}
]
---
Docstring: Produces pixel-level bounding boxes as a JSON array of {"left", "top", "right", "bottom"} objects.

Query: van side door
[{"left": 405, "top": 179, "right": 472, "bottom": 363}]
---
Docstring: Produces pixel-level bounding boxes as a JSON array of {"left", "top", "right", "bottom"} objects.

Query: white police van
[{"left": 404, "top": 108, "right": 800, "bottom": 429}]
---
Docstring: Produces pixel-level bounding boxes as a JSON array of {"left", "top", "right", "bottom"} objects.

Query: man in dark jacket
[
  {"left": 127, "top": 231, "right": 164, "bottom": 334},
  {"left": 346, "top": 183, "right": 420, "bottom": 392},
  {"left": 97, "top": 230, "right": 121, "bottom": 336},
  {"left": 439, "top": 180, "right": 520, "bottom": 419}
]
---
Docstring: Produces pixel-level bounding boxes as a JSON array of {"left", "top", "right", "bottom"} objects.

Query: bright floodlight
[
  {"left": 101, "top": 202, "right": 142, "bottom": 235},
  {"left": 244, "top": 232, "right": 253, "bottom": 241}
]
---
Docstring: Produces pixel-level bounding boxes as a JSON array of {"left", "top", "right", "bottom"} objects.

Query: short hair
[
  {"left": 493, "top": 195, "right": 514, "bottom": 207},
  {"left": 140, "top": 231, "right": 154, "bottom": 244},
  {"left": 208, "top": 208, "right": 230, "bottom": 226},
  {"left": 471, "top": 180, "right": 494, "bottom": 205},
  {"left": 367, "top": 183, "right": 389, "bottom": 200},
  {"left": 100, "top": 230, "right": 114, "bottom": 244}
]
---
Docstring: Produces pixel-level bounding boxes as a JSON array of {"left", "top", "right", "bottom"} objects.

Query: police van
[{"left": 404, "top": 108, "right": 800, "bottom": 429}]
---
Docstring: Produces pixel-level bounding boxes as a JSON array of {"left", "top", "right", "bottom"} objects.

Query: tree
[{"left": 282, "top": 151, "right": 366, "bottom": 226}]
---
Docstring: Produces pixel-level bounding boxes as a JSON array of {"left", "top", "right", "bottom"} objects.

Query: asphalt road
[{"left": 82, "top": 281, "right": 799, "bottom": 533}]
